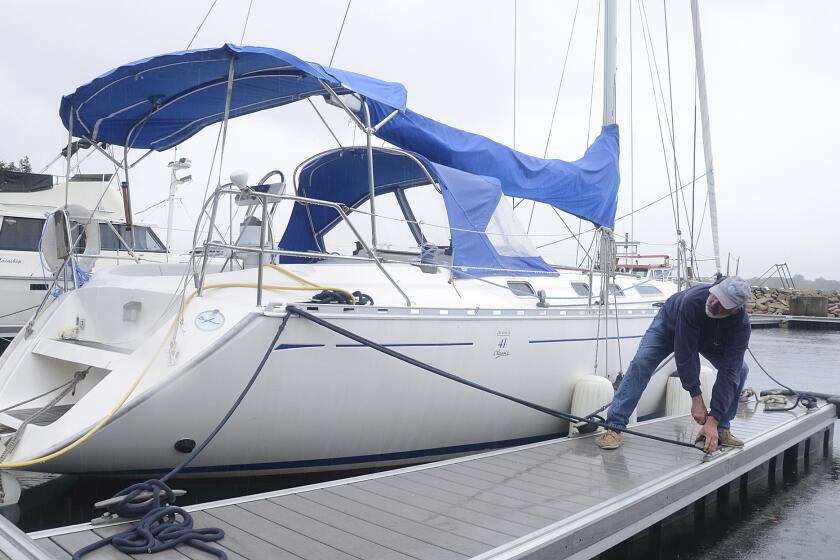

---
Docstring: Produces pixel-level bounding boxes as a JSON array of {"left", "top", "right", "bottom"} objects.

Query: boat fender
[
  {"left": 699, "top": 366, "right": 716, "bottom": 409},
  {"left": 570, "top": 376, "right": 614, "bottom": 436},
  {"left": 665, "top": 374, "right": 693, "bottom": 416},
  {"left": 174, "top": 439, "right": 196, "bottom": 454}
]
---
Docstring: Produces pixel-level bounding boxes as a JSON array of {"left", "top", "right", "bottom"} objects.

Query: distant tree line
[{"left": 0, "top": 156, "right": 32, "bottom": 173}]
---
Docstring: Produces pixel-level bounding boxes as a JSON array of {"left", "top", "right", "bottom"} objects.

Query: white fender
[
  {"left": 570, "top": 376, "right": 614, "bottom": 436},
  {"left": 665, "top": 375, "right": 693, "bottom": 416}
]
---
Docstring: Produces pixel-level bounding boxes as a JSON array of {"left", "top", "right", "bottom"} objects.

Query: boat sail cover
[{"left": 368, "top": 101, "right": 620, "bottom": 230}]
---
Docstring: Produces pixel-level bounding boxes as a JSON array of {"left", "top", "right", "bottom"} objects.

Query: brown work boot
[
  {"left": 718, "top": 429, "right": 744, "bottom": 448},
  {"left": 596, "top": 429, "right": 622, "bottom": 450}
]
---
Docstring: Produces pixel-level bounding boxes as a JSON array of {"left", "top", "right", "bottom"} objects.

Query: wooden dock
[{"left": 5, "top": 400, "right": 836, "bottom": 560}]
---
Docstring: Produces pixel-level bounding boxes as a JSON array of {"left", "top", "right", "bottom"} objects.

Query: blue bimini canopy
[
  {"left": 278, "top": 147, "right": 555, "bottom": 277},
  {"left": 59, "top": 44, "right": 407, "bottom": 151},
  {"left": 367, "top": 101, "right": 620, "bottom": 229}
]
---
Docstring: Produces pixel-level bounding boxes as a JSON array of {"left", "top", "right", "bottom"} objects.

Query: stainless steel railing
[{"left": 194, "top": 187, "right": 412, "bottom": 306}]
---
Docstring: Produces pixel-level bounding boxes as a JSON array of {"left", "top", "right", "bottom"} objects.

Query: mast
[
  {"left": 599, "top": 0, "right": 617, "bottom": 379},
  {"left": 691, "top": 0, "right": 722, "bottom": 275},
  {"left": 603, "top": 0, "right": 617, "bottom": 126}
]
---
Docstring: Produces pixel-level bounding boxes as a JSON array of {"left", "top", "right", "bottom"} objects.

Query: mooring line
[{"left": 286, "top": 305, "right": 702, "bottom": 452}]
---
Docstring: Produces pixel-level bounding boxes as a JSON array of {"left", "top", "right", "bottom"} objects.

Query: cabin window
[
  {"left": 485, "top": 198, "right": 539, "bottom": 258},
  {"left": 507, "top": 281, "right": 535, "bottom": 296},
  {"left": 99, "top": 224, "right": 166, "bottom": 252},
  {"left": 0, "top": 216, "right": 45, "bottom": 251},
  {"left": 323, "top": 193, "right": 419, "bottom": 255},
  {"left": 635, "top": 285, "right": 663, "bottom": 296},
  {"left": 571, "top": 282, "right": 590, "bottom": 296},
  {"left": 402, "top": 184, "right": 450, "bottom": 247}
]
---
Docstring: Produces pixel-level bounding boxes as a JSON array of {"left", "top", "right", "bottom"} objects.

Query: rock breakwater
[{"left": 747, "top": 288, "right": 840, "bottom": 317}]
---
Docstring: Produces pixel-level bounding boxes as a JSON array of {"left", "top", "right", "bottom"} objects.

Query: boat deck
[{"left": 11, "top": 400, "right": 838, "bottom": 560}]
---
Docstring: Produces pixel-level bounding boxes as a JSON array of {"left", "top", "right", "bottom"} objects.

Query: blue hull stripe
[
  {"left": 529, "top": 335, "right": 643, "bottom": 344},
  {"left": 274, "top": 344, "right": 326, "bottom": 351},
  {"left": 336, "top": 342, "right": 474, "bottom": 348},
  {"left": 86, "top": 432, "right": 564, "bottom": 476}
]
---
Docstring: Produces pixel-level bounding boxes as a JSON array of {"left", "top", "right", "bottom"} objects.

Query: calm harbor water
[{"left": 5, "top": 328, "right": 840, "bottom": 558}]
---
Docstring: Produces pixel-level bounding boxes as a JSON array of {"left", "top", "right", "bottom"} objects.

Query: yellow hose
[
  {"left": 265, "top": 264, "right": 356, "bottom": 304},
  {"left": 0, "top": 267, "right": 352, "bottom": 469}
]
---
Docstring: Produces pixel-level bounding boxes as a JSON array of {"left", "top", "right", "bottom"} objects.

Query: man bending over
[{"left": 596, "top": 276, "right": 752, "bottom": 453}]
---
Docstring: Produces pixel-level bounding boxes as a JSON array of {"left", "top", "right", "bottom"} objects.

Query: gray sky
[{"left": 1, "top": 0, "right": 838, "bottom": 279}]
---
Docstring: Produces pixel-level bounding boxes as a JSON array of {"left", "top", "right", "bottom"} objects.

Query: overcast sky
[{"left": 1, "top": 0, "right": 838, "bottom": 280}]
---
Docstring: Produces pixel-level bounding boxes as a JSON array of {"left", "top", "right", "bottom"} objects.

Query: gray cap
[{"left": 709, "top": 276, "right": 751, "bottom": 310}]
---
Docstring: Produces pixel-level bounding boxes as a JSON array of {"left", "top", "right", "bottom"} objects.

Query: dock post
[
  {"left": 783, "top": 441, "right": 806, "bottom": 478},
  {"left": 768, "top": 452, "right": 785, "bottom": 487},
  {"left": 746, "top": 461, "right": 771, "bottom": 494},
  {"left": 660, "top": 505, "right": 696, "bottom": 556}
]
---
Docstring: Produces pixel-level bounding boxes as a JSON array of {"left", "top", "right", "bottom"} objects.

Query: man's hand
[
  {"left": 691, "top": 395, "right": 708, "bottom": 425},
  {"left": 697, "top": 416, "right": 719, "bottom": 454}
]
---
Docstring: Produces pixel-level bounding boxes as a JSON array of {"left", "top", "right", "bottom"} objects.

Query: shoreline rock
[{"left": 746, "top": 287, "right": 840, "bottom": 317}]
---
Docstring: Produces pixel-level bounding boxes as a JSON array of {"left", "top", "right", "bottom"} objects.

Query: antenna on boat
[{"left": 166, "top": 151, "right": 192, "bottom": 261}]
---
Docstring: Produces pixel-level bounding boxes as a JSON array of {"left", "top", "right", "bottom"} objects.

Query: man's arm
[
  {"left": 675, "top": 298, "right": 702, "bottom": 397},
  {"left": 708, "top": 325, "right": 750, "bottom": 421}
]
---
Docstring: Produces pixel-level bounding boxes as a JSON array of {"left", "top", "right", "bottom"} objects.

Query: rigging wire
[
  {"left": 186, "top": 0, "right": 219, "bottom": 49},
  {"left": 512, "top": 0, "right": 518, "bottom": 208},
  {"left": 542, "top": 0, "right": 582, "bottom": 158},
  {"left": 637, "top": 0, "right": 678, "bottom": 235},
  {"left": 639, "top": 1, "right": 694, "bottom": 231},
  {"left": 512, "top": 0, "right": 518, "bottom": 209},
  {"left": 329, "top": 0, "right": 353, "bottom": 66},
  {"left": 690, "top": 70, "right": 699, "bottom": 274},
  {"left": 239, "top": 0, "right": 254, "bottom": 44},
  {"left": 537, "top": 172, "right": 708, "bottom": 250},
  {"left": 585, "top": 0, "right": 603, "bottom": 148},
  {"left": 629, "top": 0, "right": 635, "bottom": 242}
]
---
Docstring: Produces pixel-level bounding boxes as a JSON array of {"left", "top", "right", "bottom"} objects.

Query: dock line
[
  {"left": 72, "top": 313, "right": 294, "bottom": 560},
  {"left": 286, "top": 305, "right": 704, "bottom": 452}
]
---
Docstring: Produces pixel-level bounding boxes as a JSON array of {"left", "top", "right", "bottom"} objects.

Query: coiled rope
[{"left": 72, "top": 312, "right": 293, "bottom": 560}]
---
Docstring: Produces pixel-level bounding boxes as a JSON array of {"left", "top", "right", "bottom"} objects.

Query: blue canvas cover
[
  {"left": 279, "top": 148, "right": 429, "bottom": 259},
  {"left": 278, "top": 148, "right": 555, "bottom": 276},
  {"left": 59, "top": 44, "right": 406, "bottom": 151},
  {"left": 368, "top": 101, "right": 620, "bottom": 229},
  {"left": 430, "top": 163, "right": 556, "bottom": 276}
]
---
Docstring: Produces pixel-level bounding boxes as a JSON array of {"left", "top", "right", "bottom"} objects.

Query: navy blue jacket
[{"left": 662, "top": 283, "right": 751, "bottom": 420}]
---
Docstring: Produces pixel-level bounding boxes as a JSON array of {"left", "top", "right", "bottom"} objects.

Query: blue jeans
[{"left": 606, "top": 309, "right": 749, "bottom": 430}]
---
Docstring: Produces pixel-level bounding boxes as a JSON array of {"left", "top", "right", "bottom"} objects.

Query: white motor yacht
[{"left": 0, "top": 170, "right": 167, "bottom": 338}]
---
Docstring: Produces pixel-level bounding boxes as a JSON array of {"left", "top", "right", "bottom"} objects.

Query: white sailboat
[{"left": 0, "top": 2, "right": 702, "bottom": 479}]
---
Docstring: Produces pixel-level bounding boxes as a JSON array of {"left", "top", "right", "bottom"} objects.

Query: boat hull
[{"left": 26, "top": 307, "right": 669, "bottom": 476}]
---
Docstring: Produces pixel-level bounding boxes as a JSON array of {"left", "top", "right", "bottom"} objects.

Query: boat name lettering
[{"left": 494, "top": 331, "right": 511, "bottom": 359}]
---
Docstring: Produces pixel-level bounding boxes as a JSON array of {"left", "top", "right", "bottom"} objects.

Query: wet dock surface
[{"left": 15, "top": 399, "right": 835, "bottom": 559}]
